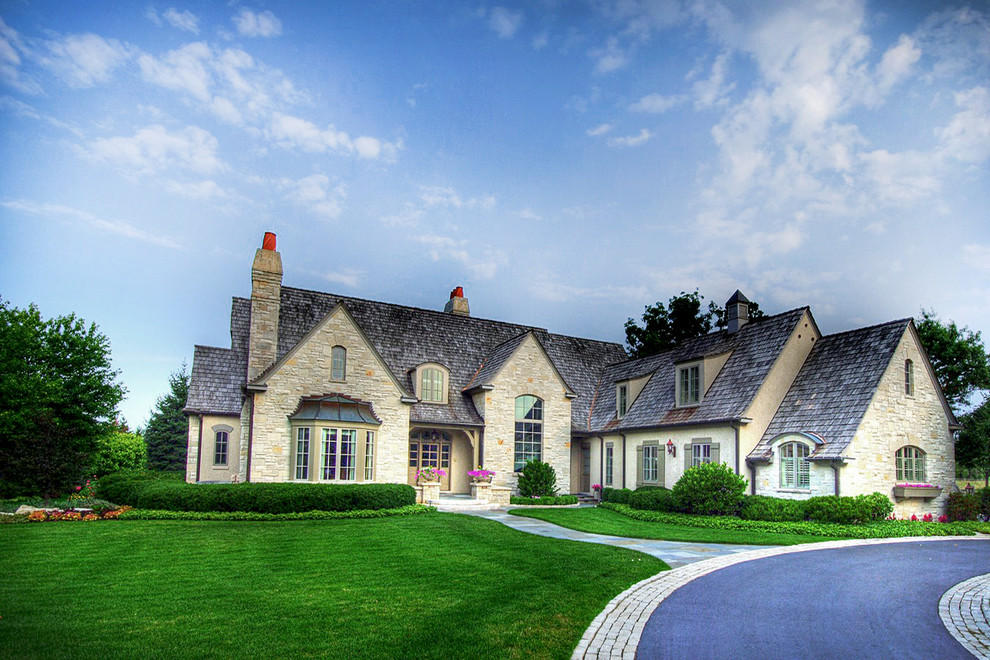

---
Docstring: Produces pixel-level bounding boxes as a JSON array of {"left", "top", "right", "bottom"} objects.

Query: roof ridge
[{"left": 819, "top": 317, "right": 911, "bottom": 341}]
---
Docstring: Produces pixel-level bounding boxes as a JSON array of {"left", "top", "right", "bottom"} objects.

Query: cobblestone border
[
  {"left": 940, "top": 573, "right": 990, "bottom": 658},
  {"left": 573, "top": 535, "right": 990, "bottom": 659}
]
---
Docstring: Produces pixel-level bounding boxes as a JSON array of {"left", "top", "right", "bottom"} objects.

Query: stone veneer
[
  {"left": 247, "top": 305, "right": 410, "bottom": 484},
  {"left": 479, "top": 335, "right": 573, "bottom": 492}
]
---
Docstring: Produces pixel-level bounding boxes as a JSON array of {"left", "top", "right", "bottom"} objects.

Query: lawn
[
  {"left": 0, "top": 513, "right": 665, "bottom": 659},
  {"left": 509, "top": 506, "right": 841, "bottom": 545}
]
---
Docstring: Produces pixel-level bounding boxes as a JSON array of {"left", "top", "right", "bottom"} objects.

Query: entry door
[
  {"left": 581, "top": 443, "right": 591, "bottom": 492},
  {"left": 408, "top": 440, "right": 451, "bottom": 491}
]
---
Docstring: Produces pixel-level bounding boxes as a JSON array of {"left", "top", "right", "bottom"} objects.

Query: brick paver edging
[
  {"left": 572, "top": 535, "right": 990, "bottom": 659},
  {"left": 939, "top": 572, "right": 990, "bottom": 658}
]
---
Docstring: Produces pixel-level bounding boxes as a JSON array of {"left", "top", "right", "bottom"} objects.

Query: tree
[
  {"left": 957, "top": 398, "right": 990, "bottom": 488},
  {"left": 0, "top": 299, "right": 125, "bottom": 499},
  {"left": 625, "top": 290, "right": 766, "bottom": 358},
  {"left": 144, "top": 364, "right": 190, "bottom": 471},
  {"left": 915, "top": 309, "right": 990, "bottom": 411},
  {"left": 91, "top": 428, "right": 148, "bottom": 476}
]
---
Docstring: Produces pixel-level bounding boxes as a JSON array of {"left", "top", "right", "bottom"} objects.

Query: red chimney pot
[
  {"left": 450, "top": 286, "right": 464, "bottom": 299},
  {"left": 262, "top": 232, "right": 277, "bottom": 251}
]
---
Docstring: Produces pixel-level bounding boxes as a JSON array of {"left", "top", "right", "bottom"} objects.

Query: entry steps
[{"left": 430, "top": 494, "right": 503, "bottom": 513}]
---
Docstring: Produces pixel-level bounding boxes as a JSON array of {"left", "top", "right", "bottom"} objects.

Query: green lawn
[
  {"left": 0, "top": 514, "right": 666, "bottom": 659},
  {"left": 509, "top": 506, "right": 841, "bottom": 545}
]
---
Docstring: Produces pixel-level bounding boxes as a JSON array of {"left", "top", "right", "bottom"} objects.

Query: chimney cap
[
  {"left": 450, "top": 286, "right": 464, "bottom": 299},
  {"left": 262, "top": 232, "right": 277, "bottom": 251}
]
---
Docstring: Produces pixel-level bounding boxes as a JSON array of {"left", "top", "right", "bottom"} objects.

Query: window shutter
[
  {"left": 657, "top": 449, "right": 665, "bottom": 488},
  {"left": 684, "top": 444, "right": 691, "bottom": 472},
  {"left": 636, "top": 447, "right": 643, "bottom": 487},
  {"left": 711, "top": 443, "right": 720, "bottom": 464}
]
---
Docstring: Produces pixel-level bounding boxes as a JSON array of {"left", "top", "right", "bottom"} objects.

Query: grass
[
  {"left": 0, "top": 514, "right": 666, "bottom": 659},
  {"left": 509, "top": 506, "right": 840, "bottom": 545}
]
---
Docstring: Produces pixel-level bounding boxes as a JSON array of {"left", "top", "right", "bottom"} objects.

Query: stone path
[{"left": 941, "top": 572, "right": 990, "bottom": 659}]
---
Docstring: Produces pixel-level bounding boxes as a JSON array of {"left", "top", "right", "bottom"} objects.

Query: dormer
[
  {"left": 413, "top": 362, "right": 450, "bottom": 404},
  {"left": 674, "top": 350, "right": 732, "bottom": 408},
  {"left": 616, "top": 373, "right": 653, "bottom": 418}
]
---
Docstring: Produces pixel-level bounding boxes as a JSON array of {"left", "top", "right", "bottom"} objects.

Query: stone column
[
  {"left": 470, "top": 481, "right": 492, "bottom": 502},
  {"left": 420, "top": 481, "right": 441, "bottom": 505}
]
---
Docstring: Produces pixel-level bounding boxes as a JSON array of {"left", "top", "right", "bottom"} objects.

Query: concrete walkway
[{"left": 460, "top": 509, "right": 772, "bottom": 568}]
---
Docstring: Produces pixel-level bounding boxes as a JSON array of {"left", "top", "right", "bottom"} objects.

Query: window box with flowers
[
  {"left": 892, "top": 483, "right": 942, "bottom": 500},
  {"left": 468, "top": 468, "right": 495, "bottom": 483}
]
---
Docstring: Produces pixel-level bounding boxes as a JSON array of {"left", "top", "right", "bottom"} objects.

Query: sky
[{"left": 1, "top": 0, "right": 988, "bottom": 428}]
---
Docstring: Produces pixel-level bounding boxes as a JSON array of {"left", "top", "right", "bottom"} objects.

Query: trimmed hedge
[
  {"left": 509, "top": 495, "right": 578, "bottom": 506},
  {"left": 739, "top": 495, "right": 806, "bottom": 522},
  {"left": 946, "top": 491, "right": 986, "bottom": 521},
  {"left": 601, "top": 487, "right": 632, "bottom": 504},
  {"left": 627, "top": 487, "right": 680, "bottom": 513},
  {"left": 671, "top": 462, "right": 747, "bottom": 516},
  {"left": 96, "top": 472, "right": 416, "bottom": 513},
  {"left": 802, "top": 493, "right": 892, "bottom": 524},
  {"left": 601, "top": 502, "right": 979, "bottom": 539},
  {"left": 117, "top": 505, "right": 434, "bottom": 521}
]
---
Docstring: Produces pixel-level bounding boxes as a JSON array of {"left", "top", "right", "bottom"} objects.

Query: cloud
[
  {"left": 317, "top": 269, "right": 361, "bottom": 288},
  {"left": 164, "top": 179, "right": 225, "bottom": 199},
  {"left": 418, "top": 185, "right": 495, "bottom": 210},
  {"left": 607, "top": 128, "right": 654, "bottom": 147},
  {"left": 937, "top": 86, "right": 990, "bottom": 164},
  {"left": 528, "top": 279, "right": 649, "bottom": 304},
  {"left": 267, "top": 112, "right": 397, "bottom": 160},
  {"left": 590, "top": 36, "right": 628, "bottom": 74},
  {"left": 1, "top": 199, "right": 181, "bottom": 248},
  {"left": 280, "top": 174, "right": 346, "bottom": 218},
  {"left": 381, "top": 206, "right": 424, "bottom": 227},
  {"left": 87, "top": 124, "right": 224, "bottom": 176},
  {"left": 414, "top": 234, "right": 503, "bottom": 279},
  {"left": 963, "top": 245, "right": 990, "bottom": 272},
  {"left": 148, "top": 8, "right": 200, "bottom": 34},
  {"left": 0, "top": 95, "right": 83, "bottom": 135},
  {"left": 518, "top": 208, "right": 542, "bottom": 221},
  {"left": 876, "top": 35, "right": 920, "bottom": 92},
  {"left": 692, "top": 53, "right": 734, "bottom": 108},
  {"left": 488, "top": 7, "right": 523, "bottom": 39},
  {"left": 233, "top": 9, "right": 282, "bottom": 38},
  {"left": 0, "top": 17, "right": 42, "bottom": 94},
  {"left": 532, "top": 31, "right": 548, "bottom": 50},
  {"left": 586, "top": 123, "right": 612, "bottom": 136},
  {"left": 37, "top": 32, "right": 134, "bottom": 88},
  {"left": 630, "top": 93, "right": 685, "bottom": 113},
  {"left": 138, "top": 41, "right": 213, "bottom": 101}
]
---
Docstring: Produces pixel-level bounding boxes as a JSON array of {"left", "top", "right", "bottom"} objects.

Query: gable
[{"left": 480, "top": 332, "right": 577, "bottom": 398}]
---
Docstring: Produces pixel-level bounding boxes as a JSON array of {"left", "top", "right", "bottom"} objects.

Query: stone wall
[
  {"left": 482, "top": 335, "right": 573, "bottom": 492},
  {"left": 248, "top": 306, "right": 410, "bottom": 483}
]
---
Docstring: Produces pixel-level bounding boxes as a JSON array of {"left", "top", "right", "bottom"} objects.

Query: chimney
[
  {"left": 443, "top": 286, "right": 470, "bottom": 317},
  {"left": 248, "top": 232, "right": 283, "bottom": 380},
  {"left": 726, "top": 290, "right": 750, "bottom": 335}
]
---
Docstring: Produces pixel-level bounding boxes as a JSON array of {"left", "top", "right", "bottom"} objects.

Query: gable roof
[
  {"left": 185, "top": 298, "right": 250, "bottom": 415},
  {"left": 464, "top": 330, "right": 577, "bottom": 399},
  {"left": 749, "top": 319, "right": 911, "bottom": 461}
]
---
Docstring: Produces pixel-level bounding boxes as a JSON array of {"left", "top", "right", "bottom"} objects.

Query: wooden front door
[{"left": 408, "top": 434, "right": 452, "bottom": 491}]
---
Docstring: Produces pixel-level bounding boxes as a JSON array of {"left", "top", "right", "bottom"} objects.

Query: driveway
[{"left": 637, "top": 539, "right": 990, "bottom": 659}]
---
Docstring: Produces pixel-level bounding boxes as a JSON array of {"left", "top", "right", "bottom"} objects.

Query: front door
[{"left": 408, "top": 433, "right": 452, "bottom": 491}]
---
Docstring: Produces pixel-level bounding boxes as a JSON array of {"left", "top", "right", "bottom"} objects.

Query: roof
[
  {"left": 184, "top": 299, "right": 250, "bottom": 414},
  {"left": 185, "top": 285, "right": 627, "bottom": 427},
  {"left": 749, "top": 319, "right": 911, "bottom": 461},
  {"left": 586, "top": 308, "right": 808, "bottom": 432}
]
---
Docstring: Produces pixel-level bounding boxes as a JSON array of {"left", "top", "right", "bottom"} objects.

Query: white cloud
[
  {"left": 381, "top": 206, "right": 424, "bottom": 227},
  {"left": 281, "top": 174, "right": 346, "bottom": 218},
  {"left": 937, "top": 86, "right": 990, "bottom": 164},
  {"left": 138, "top": 41, "right": 213, "bottom": 102},
  {"left": 532, "top": 31, "right": 548, "bottom": 50},
  {"left": 163, "top": 8, "right": 200, "bottom": 34},
  {"left": 88, "top": 124, "right": 224, "bottom": 176},
  {"left": 590, "top": 36, "right": 628, "bottom": 74},
  {"left": 876, "top": 34, "right": 920, "bottom": 92},
  {"left": 418, "top": 185, "right": 495, "bottom": 210},
  {"left": 607, "top": 128, "right": 654, "bottom": 147},
  {"left": 630, "top": 93, "right": 685, "bottom": 113},
  {"left": 414, "top": 234, "right": 503, "bottom": 279},
  {"left": 528, "top": 279, "right": 649, "bottom": 304},
  {"left": 317, "top": 268, "right": 361, "bottom": 288},
  {"left": 488, "top": 7, "right": 523, "bottom": 39},
  {"left": 1, "top": 199, "right": 181, "bottom": 249},
  {"left": 164, "top": 179, "right": 225, "bottom": 199},
  {"left": 586, "top": 123, "right": 612, "bottom": 136},
  {"left": 518, "top": 208, "right": 542, "bottom": 221},
  {"left": 963, "top": 244, "right": 990, "bottom": 271},
  {"left": 858, "top": 149, "right": 941, "bottom": 204},
  {"left": 692, "top": 53, "right": 735, "bottom": 108},
  {"left": 233, "top": 9, "right": 282, "bottom": 38},
  {"left": 38, "top": 32, "right": 134, "bottom": 88},
  {"left": 0, "top": 17, "right": 41, "bottom": 94}
]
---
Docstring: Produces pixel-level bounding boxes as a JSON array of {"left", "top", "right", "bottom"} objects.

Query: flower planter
[{"left": 892, "top": 485, "right": 942, "bottom": 499}]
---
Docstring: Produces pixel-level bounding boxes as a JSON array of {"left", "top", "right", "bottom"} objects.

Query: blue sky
[{"left": 1, "top": 1, "right": 988, "bottom": 428}]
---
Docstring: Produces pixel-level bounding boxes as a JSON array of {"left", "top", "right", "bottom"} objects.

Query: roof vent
[
  {"left": 444, "top": 286, "right": 470, "bottom": 316},
  {"left": 726, "top": 290, "right": 750, "bottom": 334}
]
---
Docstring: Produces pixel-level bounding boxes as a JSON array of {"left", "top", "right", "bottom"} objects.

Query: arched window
[
  {"left": 904, "top": 359, "right": 914, "bottom": 396},
  {"left": 779, "top": 442, "right": 809, "bottom": 489},
  {"left": 214, "top": 430, "right": 229, "bottom": 466},
  {"left": 896, "top": 446, "right": 926, "bottom": 482},
  {"left": 331, "top": 346, "right": 346, "bottom": 381},
  {"left": 421, "top": 367, "right": 444, "bottom": 402},
  {"left": 514, "top": 395, "right": 543, "bottom": 471}
]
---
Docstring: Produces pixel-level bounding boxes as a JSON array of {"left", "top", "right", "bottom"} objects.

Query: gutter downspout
[
  {"left": 246, "top": 393, "right": 255, "bottom": 482},
  {"left": 831, "top": 460, "right": 842, "bottom": 497},
  {"left": 620, "top": 433, "right": 627, "bottom": 490},
  {"left": 195, "top": 414, "right": 203, "bottom": 483},
  {"left": 745, "top": 459, "right": 756, "bottom": 496},
  {"left": 732, "top": 421, "right": 741, "bottom": 475}
]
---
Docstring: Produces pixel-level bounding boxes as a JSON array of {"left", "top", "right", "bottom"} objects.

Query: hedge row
[
  {"left": 509, "top": 495, "right": 579, "bottom": 506},
  {"left": 600, "top": 502, "right": 982, "bottom": 539},
  {"left": 946, "top": 490, "right": 990, "bottom": 521},
  {"left": 97, "top": 472, "right": 416, "bottom": 513},
  {"left": 117, "top": 504, "right": 434, "bottom": 521}
]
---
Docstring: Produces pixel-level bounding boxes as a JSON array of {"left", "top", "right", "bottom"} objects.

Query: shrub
[
  {"left": 739, "top": 495, "right": 806, "bottom": 522},
  {"left": 602, "top": 488, "right": 632, "bottom": 504},
  {"left": 981, "top": 488, "right": 990, "bottom": 518},
  {"left": 671, "top": 462, "right": 747, "bottom": 516},
  {"left": 96, "top": 472, "right": 416, "bottom": 513},
  {"left": 516, "top": 460, "right": 558, "bottom": 498},
  {"left": 628, "top": 487, "right": 680, "bottom": 513},
  {"left": 509, "top": 495, "right": 578, "bottom": 506},
  {"left": 90, "top": 432, "right": 147, "bottom": 476},
  {"left": 117, "top": 505, "right": 433, "bottom": 521},
  {"left": 803, "top": 493, "right": 892, "bottom": 524},
  {"left": 946, "top": 492, "right": 980, "bottom": 521}
]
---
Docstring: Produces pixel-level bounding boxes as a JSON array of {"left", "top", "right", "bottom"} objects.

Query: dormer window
[
  {"left": 618, "top": 384, "right": 628, "bottom": 417},
  {"left": 415, "top": 363, "right": 449, "bottom": 404},
  {"left": 677, "top": 363, "right": 701, "bottom": 407}
]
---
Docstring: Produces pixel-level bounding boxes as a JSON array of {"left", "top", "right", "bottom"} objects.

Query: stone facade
[{"left": 753, "top": 434, "right": 837, "bottom": 499}]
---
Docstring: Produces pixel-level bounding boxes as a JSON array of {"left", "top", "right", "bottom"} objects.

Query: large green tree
[
  {"left": 957, "top": 398, "right": 990, "bottom": 488},
  {"left": 625, "top": 290, "right": 765, "bottom": 358},
  {"left": 0, "top": 299, "right": 125, "bottom": 499},
  {"left": 144, "top": 365, "right": 190, "bottom": 471},
  {"left": 915, "top": 309, "right": 990, "bottom": 411}
]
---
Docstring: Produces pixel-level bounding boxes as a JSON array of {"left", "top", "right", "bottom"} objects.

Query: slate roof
[
  {"left": 586, "top": 308, "right": 808, "bottom": 432},
  {"left": 185, "top": 299, "right": 251, "bottom": 414},
  {"left": 185, "top": 285, "right": 628, "bottom": 428},
  {"left": 750, "top": 319, "right": 911, "bottom": 461}
]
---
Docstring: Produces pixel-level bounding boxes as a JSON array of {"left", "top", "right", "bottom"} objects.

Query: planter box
[{"left": 892, "top": 486, "right": 942, "bottom": 499}]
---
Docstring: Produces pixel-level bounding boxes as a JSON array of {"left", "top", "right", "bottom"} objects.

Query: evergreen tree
[{"left": 144, "top": 365, "right": 190, "bottom": 471}]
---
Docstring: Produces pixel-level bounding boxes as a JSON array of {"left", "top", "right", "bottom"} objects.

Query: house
[{"left": 184, "top": 233, "right": 959, "bottom": 515}]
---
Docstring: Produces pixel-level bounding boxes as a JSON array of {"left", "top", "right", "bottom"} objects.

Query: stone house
[{"left": 185, "top": 234, "right": 959, "bottom": 514}]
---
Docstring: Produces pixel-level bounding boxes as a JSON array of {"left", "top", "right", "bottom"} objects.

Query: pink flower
[{"left": 76, "top": 486, "right": 82, "bottom": 491}]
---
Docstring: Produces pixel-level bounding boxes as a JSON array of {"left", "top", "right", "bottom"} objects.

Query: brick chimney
[
  {"left": 248, "top": 232, "right": 282, "bottom": 380},
  {"left": 443, "top": 286, "right": 470, "bottom": 317},
  {"left": 726, "top": 290, "right": 750, "bottom": 335}
]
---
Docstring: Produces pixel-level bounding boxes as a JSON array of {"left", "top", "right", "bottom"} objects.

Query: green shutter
[
  {"left": 657, "top": 448, "right": 665, "bottom": 488},
  {"left": 684, "top": 444, "right": 691, "bottom": 472},
  {"left": 636, "top": 447, "right": 643, "bottom": 488},
  {"left": 711, "top": 443, "right": 720, "bottom": 464}
]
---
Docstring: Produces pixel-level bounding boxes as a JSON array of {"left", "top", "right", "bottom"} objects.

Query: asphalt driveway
[{"left": 638, "top": 539, "right": 990, "bottom": 659}]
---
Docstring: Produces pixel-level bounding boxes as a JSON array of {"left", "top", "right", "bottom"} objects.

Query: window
[
  {"left": 421, "top": 367, "right": 444, "bottom": 402},
  {"left": 364, "top": 431, "right": 375, "bottom": 480},
  {"left": 678, "top": 364, "right": 701, "bottom": 406},
  {"left": 905, "top": 360, "right": 914, "bottom": 396},
  {"left": 896, "top": 446, "right": 926, "bottom": 482},
  {"left": 318, "top": 428, "right": 358, "bottom": 481},
  {"left": 643, "top": 445, "right": 658, "bottom": 482},
  {"left": 779, "top": 442, "right": 810, "bottom": 489},
  {"left": 617, "top": 384, "right": 628, "bottom": 418},
  {"left": 605, "top": 443, "right": 614, "bottom": 487},
  {"left": 214, "top": 430, "right": 228, "bottom": 466},
  {"left": 692, "top": 442, "right": 711, "bottom": 467},
  {"left": 331, "top": 346, "right": 346, "bottom": 381},
  {"left": 514, "top": 395, "right": 543, "bottom": 471},
  {"left": 295, "top": 427, "right": 310, "bottom": 480},
  {"left": 409, "top": 442, "right": 418, "bottom": 467}
]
